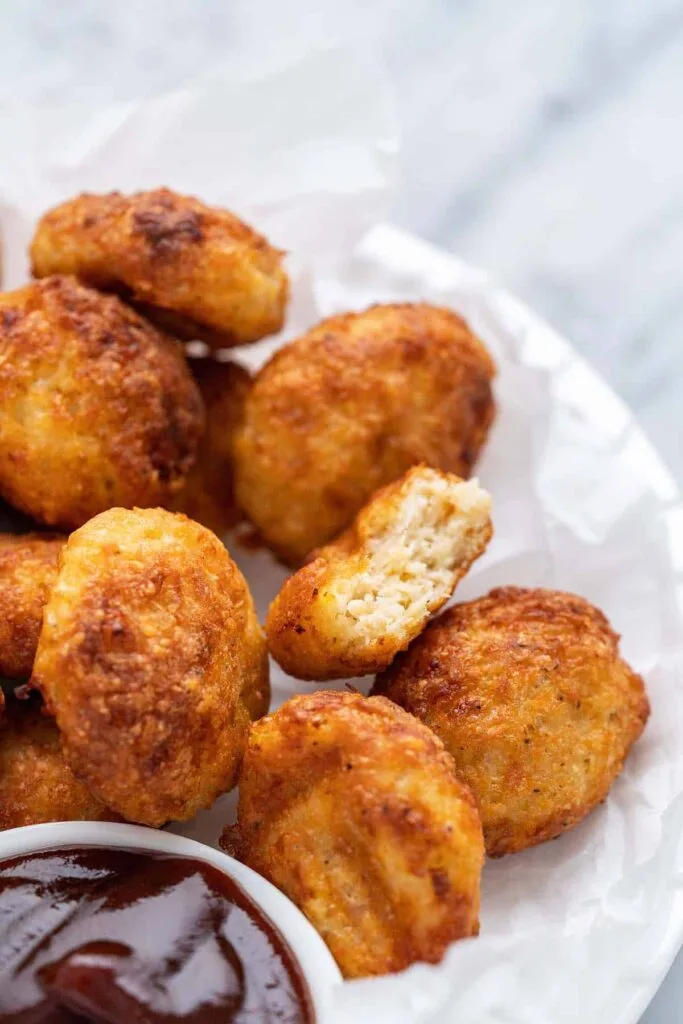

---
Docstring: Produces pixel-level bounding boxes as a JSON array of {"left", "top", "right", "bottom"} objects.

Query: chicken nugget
[
  {"left": 0, "top": 276, "right": 204, "bottom": 529},
  {"left": 223, "top": 690, "right": 484, "bottom": 979},
  {"left": 266, "top": 467, "right": 492, "bottom": 680},
  {"left": 32, "top": 508, "right": 269, "bottom": 826},
  {"left": 0, "top": 697, "right": 114, "bottom": 830},
  {"left": 0, "top": 532, "right": 65, "bottom": 679},
  {"left": 31, "top": 189, "right": 288, "bottom": 348},
  {"left": 171, "top": 357, "right": 251, "bottom": 535},
  {"left": 234, "top": 302, "right": 496, "bottom": 565},
  {"left": 373, "top": 587, "right": 649, "bottom": 856}
]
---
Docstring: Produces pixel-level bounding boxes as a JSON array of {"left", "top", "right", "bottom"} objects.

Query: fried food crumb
[
  {"left": 223, "top": 690, "right": 484, "bottom": 978},
  {"left": 0, "top": 696, "right": 114, "bottom": 830},
  {"left": 31, "top": 189, "right": 288, "bottom": 348},
  {"left": 32, "top": 507, "right": 269, "bottom": 826},
  {"left": 374, "top": 586, "right": 649, "bottom": 856},
  {"left": 0, "top": 275, "right": 204, "bottom": 528},
  {"left": 171, "top": 357, "right": 251, "bottom": 535},
  {"left": 234, "top": 302, "right": 496, "bottom": 565},
  {"left": 0, "top": 532, "right": 65, "bottom": 678}
]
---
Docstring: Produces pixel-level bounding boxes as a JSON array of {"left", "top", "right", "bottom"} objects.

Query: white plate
[
  {"left": 0, "top": 48, "right": 680, "bottom": 1019},
  {"left": 2, "top": 221, "right": 680, "bottom": 1024},
  {"left": 307, "top": 225, "right": 683, "bottom": 1024},
  {"left": 171, "top": 223, "right": 683, "bottom": 1024}
]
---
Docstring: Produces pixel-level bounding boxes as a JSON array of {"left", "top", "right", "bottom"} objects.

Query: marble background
[{"left": 0, "top": 1, "right": 681, "bottom": 1019}]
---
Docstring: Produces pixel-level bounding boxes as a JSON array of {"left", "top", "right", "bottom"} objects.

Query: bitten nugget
[
  {"left": 0, "top": 532, "right": 65, "bottom": 678},
  {"left": 266, "top": 467, "right": 492, "bottom": 680},
  {"left": 234, "top": 302, "right": 496, "bottom": 565},
  {"left": 0, "top": 276, "right": 204, "bottom": 529},
  {"left": 374, "top": 587, "right": 649, "bottom": 856},
  {"left": 31, "top": 189, "right": 288, "bottom": 348},
  {"left": 172, "top": 357, "right": 251, "bottom": 535},
  {"left": 223, "top": 690, "right": 484, "bottom": 979},
  {"left": 32, "top": 508, "right": 269, "bottom": 826},
  {"left": 0, "top": 698, "right": 114, "bottom": 830}
]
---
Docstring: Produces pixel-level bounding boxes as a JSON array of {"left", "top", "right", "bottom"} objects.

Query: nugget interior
[{"left": 330, "top": 474, "right": 491, "bottom": 641}]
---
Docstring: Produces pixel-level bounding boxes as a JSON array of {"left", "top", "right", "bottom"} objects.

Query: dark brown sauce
[{"left": 0, "top": 847, "right": 314, "bottom": 1023}]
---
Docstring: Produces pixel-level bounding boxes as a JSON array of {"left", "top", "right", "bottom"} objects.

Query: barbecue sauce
[{"left": 0, "top": 847, "right": 314, "bottom": 1023}]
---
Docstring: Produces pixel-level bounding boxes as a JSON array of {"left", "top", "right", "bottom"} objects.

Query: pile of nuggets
[{"left": 0, "top": 188, "right": 649, "bottom": 979}]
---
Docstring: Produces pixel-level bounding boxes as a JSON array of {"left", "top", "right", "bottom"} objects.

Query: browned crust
[
  {"left": 0, "top": 696, "right": 116, "bottom": 829},
  {"left": 265, "top": 467, "right": 493, "bottom": 680},
  {"left": 222, "top": 690, "right": 484, "bottom": 978},
  {"left": 170, "top": 357, "right": 251, "bottom": 535},
  {"left": 0, "top": 275, "right": 205, "bottom": 528},
  {"left": 234, "top": 302, "right": 496, "bottom": 565},
  {"left": 30, "top": 189, "right": 288, "bottom": 348},
  {"left": 374, "top": 586, "right": 650, "bottom": 856},
  {"left": 0, "top": 532, "right": 65, "bottom": 678},
  {"left": 32, "top": 507, "right": 269, "bottom": 826}
]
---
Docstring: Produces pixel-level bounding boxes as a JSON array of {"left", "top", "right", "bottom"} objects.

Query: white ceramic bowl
[{"left": 0, "top": 820, "right": 342, "bottom": 1021}]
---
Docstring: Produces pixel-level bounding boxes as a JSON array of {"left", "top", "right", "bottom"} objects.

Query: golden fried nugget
[
  {"left": 223, "top": 690, "right": 484, "bottom": 979},
  {"left": 374, "top": 587, "right": 649, "bottom": 857},
  {"left": 0, "top": 276, "right": 204, "bottom": 529},
  {"left": 0, "top": 532, "right": 65, "bottom": 678},
  {"left": 234, "top": 302, "right": 496, "bottom": 565},
  {"left": 171, "top": 357, "right": 251, "bottom": 535},
  {"left": 0, "top": 698, "right": 114, "bottom": 830},
  {"left": 266, "top": 467, "right": 492, "bottom": 680},
  {"left": 32, "top": 508, "right": 269, "bottom": 826},
  {"left": 31, "top": 189, "right": 288, "bottom": 348}
]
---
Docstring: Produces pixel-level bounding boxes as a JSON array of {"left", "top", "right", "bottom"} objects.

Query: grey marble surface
[{"left": 0, "top": 1, "right": 681, "bottom": 1019}]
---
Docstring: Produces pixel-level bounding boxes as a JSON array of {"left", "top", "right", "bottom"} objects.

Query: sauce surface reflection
[{"left": 0, "top": 847, "right": 314, "bottom": 1023}]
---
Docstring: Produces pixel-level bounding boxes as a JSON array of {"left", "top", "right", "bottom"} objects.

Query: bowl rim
[{"left": 0, "top": 819, "right": 343, "bottom": 1021}]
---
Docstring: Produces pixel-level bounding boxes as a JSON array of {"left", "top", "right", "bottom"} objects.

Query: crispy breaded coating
[
  {"left": 171, "top": 357, "right": 251, "bottom": 535},
  {"left": 0, "top": 532, "right": 65, "bottom": 679},
  {"left": 266, "top": 467, "right": 492, "bottom": 680},
  {"left": 0, "top": 697, "right": 114, "bottom": 830},
  {"left": 0, "top": 276, "right": 204, "bottom": 529},
  {"left": 32, "top": 508, "right": 269, "bottom": 826},
  {"left": 31, "top": 189, "right": 288, "bottom": 348},
  {"left": 223, "top": 690, "right": 484, "bottom": 979},
  {"left": 374, "top": 587, "right": 649, "bottom": 856},
  {"left": 234, "top": 302, "right": 496, "bottom": 565}
]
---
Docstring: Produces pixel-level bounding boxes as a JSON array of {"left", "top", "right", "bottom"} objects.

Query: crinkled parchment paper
[{"left": 1, "top": 45, "right": 682, "bottom": 1024}]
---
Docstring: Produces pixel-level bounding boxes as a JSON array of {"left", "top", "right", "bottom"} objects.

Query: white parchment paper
[{"left": 1, "top": 46, "right": 682, "bottom": 1024}]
